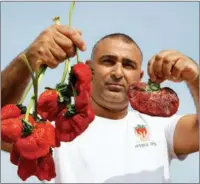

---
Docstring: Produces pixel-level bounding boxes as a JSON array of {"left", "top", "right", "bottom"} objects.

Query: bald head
[{"left": 91, "top": 33, "right": 143, "bottom": 61}]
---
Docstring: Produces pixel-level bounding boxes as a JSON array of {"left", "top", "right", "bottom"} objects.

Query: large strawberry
[
  {"left": 1, "top": 115, "right": 35, "bottom": 143},
  {"left": 15, "top": 121, "right": 56, "bottom": 160},
  {"left": 36, "top": 151, "right": 56, "bottom": 181},
  {"left": 128, "top": 79, "right": 179, "bottom": 117},
  {"left": 1, "top": 104, "right": 26, "bottom": 120},
  {"left": 69, "top": 63, "right": 93, "bottom": 94},
  {"left": 37, "top": 83, "right": 72, "bottom": 121},
  {"left": 13, "top": 147, "right": 56, "bottom": 181},
  {"left": 55, "top": 91, "right": 95, "bottom": 142}
]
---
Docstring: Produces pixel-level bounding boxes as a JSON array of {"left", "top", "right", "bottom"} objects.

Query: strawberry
[
  {"left": 37, "top": 89, "right": 63, "bottom": 121},
  {"left": 17, "top": 157, "right": 37, "bottom": 181},
  {"left": 36, "top": 151, "right": 56, "bottom": 181},
  {"left": 55, "top": 109, "right": 76, "bottom": 142},
  {"left": 15, "top": 125, "right": 49, "bottom": 160},
  {"left": 75, "top": 81, "right": 92, "bottom": 95},
  {"left": 1, "top": 104, "right": 21, "bottom": 120},
  {"left": 135, "top": 125, "right": 147, "bottom": 135},
  {"left": 128, "top": 79, "right": 179, "bottom": 117},
  {"left": 74, "top": 91, "right": 90, "bottom": 112},
  {"left": 10, "top": 143, "right": 20, "bottom": 166},
  {"left": 1, "top": 118, "right": 23, "bottom": 143},
  {"left": 71, "top": 63, "right": 92, "bottom": 84}
]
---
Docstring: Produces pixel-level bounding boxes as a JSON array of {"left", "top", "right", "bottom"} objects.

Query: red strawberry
[
  {"left": 75, "top": 81, "right": 92, "bottom": 95},
  {"left": 55, "top": 109, "right": 76, "bottom": 142},
  {"left": 74, "top": 91, "right": 90, "bottom": 112},
  {"left": 10, "top": 143, "right": 21, "bottom": 166},
  {"left": 17, "top": 157, "right": 37, "bottom": 181},
  {"left": 37, "top": 89, "right": 64, "bottom": 121},
  {"left": 72, "top": 105, "right": 95, "bottom": 134},
  {"left": 1, "top": 104, "right": 21, "bottom": 120},
  {"left": 36, "top": 151, "right": 56, "bottom": 181},
  {"left": 15, "top": 125, "right": 49, "bottom": 160},
  {"left": 128, "top": 80, "right": 179, "bottom": 117},
  {"left": 37, "top": 122, "right": 57, "bottom": 148},
  {"left": 72, "top": 63, "right": 92, "bottom": 84},
  {"left": 1, "top": 118, "right": 23, "bottom": 143},
  {"left": 135, "top": 125, "right": 147, "bottom": 135}
]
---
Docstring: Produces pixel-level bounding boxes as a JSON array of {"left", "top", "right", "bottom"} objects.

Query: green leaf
[
  {"left": 21, "top": 119, "right": 33, "bottom": 137},
  {"left": 147, "top": 79, "right": 161, "bottom": 92},
  {"left": 65, "top": 104, "right": 76, "bottom": 117},
  {"left": 16, "top": 104, "right": 27, "bottom": 114}
]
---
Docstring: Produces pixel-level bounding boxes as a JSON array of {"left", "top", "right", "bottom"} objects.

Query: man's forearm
[
  {"left": 187, "top": 75, "right": 199, "bottom": 113},
  {"left": 1, "top": 53, "right": 31, "bottom": 107}
]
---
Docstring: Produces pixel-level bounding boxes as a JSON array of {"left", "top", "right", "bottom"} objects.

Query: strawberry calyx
[
  {"left": 68, "top": 66, "right": 76, "bottom": 87},
  {"left": 15, "top": 104, "right": 27, "bottom": 114},
  {"left": 146, "top": 79, "right": 161, "bottom": 92},
  {"left": 65, "top": 104, "right": 76, "bottom": 117},
  {"left": 56, "top": 83, "right": 73, "bottom": 104},
  {"left": 21, "top": 119, "right": 34, "bottom": 137}
]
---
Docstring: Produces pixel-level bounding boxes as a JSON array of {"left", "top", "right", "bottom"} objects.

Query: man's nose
[{"left": 111, "top": 63, "right": 124, "bottom": 80}]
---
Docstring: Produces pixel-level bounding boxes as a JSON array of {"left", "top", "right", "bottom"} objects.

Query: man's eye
[
  {"left": 102, "top": 60, "right": 114, "bottom": 65},
  {"left": 123, "top": 63, "right": 136, "bottom": 69}
]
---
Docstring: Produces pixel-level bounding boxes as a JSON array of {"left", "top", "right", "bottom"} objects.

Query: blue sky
[{"left": 1, "top": 1, "right": 199, "bottom": 183}]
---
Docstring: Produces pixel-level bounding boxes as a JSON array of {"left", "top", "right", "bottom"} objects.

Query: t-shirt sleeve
[{"left": 164, "top": 114, "right": 188, "bottom": 161}]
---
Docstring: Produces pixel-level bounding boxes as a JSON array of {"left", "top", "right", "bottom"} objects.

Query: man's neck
[{"left": 91, "top": 96, "right": 128, "bottom": 120}]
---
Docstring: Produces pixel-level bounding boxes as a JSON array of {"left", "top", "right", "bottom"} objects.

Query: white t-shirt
[{"left": 45, "top": 110, "right": 186, "bottom": 183}]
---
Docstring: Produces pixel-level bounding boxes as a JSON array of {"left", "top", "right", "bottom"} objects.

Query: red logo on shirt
[{"left": 134, "top": 124, "right": 149, "bottom": 141}]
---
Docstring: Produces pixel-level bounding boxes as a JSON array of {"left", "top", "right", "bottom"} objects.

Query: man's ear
[{"left": 140, "top": 70, "right": 144, "bottom": 81}]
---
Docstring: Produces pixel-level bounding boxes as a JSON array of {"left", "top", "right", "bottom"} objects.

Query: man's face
[{"left": 90, "top": 38, "right": 143, "bottom": 111}]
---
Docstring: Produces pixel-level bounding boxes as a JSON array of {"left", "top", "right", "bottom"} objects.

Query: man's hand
[
  {"left": 148, "top": 50, "right": 199, "bottom": 156},
  {"left": 148, "top": 50, "right": 199, "bottom": 84},
  {"left": 24, "top": 24, "right": 86, "bottom": 70}
]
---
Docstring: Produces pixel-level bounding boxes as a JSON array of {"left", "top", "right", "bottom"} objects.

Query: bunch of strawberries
[
  {"left": 1, "top": 61, "right": 94, "bottom": 181},
  {"left": 1, "top": 3, "right": 95, "bottom": 181},
  {"left": 38, "top": 62, "right": 95, "bottom": 143}
]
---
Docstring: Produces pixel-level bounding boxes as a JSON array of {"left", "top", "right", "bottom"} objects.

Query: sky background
[{"left": 1, "top": 1, "right": 199, "bottom": 183}]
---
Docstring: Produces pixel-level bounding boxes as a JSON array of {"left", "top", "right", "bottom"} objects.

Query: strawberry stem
[
  {"left": 53, "top": 16, "right": 71, "bottom": 85},
  {"left": 69, "top": 2, "right": 81, "bottom": 63},
  {"left": 18, "top": 81, "right": 33, "bottom": 105},
  {"left": 21, "top": 54, "right": 47, "bottom": 120},
  {"left": 146, "top": 79, "right": 161, "bottom": 92},
  {"left": 21, "top": 54, "right": 35, "bottom": 80},
  {"left": 24, "top": 96, "right": 34, "bottom": 123},
  {"left": 18, "top": 66, "right": 47, "bottom": 105},
  {"left": 61, "top": 58, "right": 70, "bottom": 84},
  {"left": 34, "top": 68, "right": 39, "bottom": 117}
]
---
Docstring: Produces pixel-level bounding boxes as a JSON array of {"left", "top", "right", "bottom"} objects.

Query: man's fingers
[
  {"left": 49, "top": 40, "right": 67, "bottom": 62},
  {"left": 53, "top": 31, "right": 75, "bottom": 58},
  {"left": 147, "top": 56, "right": 157, "bottom": 82},
  {"left": 162, "top": 55, "right": 178, "bottom": 77},
  {"left": 171, "top": 59, "right": 186, "bottom": 80},
  {"left": 56, "top": 25, "right": 86, "bottom": 51},
  {"left": 153, "top": 55, "right": 164, "bottom": 78}
]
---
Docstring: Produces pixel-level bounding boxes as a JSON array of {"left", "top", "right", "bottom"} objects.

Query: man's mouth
[{"left": 106, "top": 83, "right": 125, "bottom": 92}]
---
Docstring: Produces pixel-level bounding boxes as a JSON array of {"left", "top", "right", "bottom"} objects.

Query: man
[{"left": 1, "top": 24, "right": 199, "bottom": 183}]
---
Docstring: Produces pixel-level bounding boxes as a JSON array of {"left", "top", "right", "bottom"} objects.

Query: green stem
[
  {"left": 69, "top": 2, "right": 81, "bottom": 63},
  {"left": 61, "top": 58, "right": 70, "bottom": 84},
  {"left": 34, "top": 69, "right": 39, "bottom": 117},
  {"left": 25, "top": 96, "right": 34, "bottom": 123},
  {"left": 52, "top": 16, "right": 71, "bottom": 84},
  {"left": 21, "top": 54, "right": 35, "bottom": 81},
  {"left": 18, "top": 81, "right": 33, "bottom": 105},
  {"left": 24, "top": 67, "right": 47, "bottom": 122}
]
